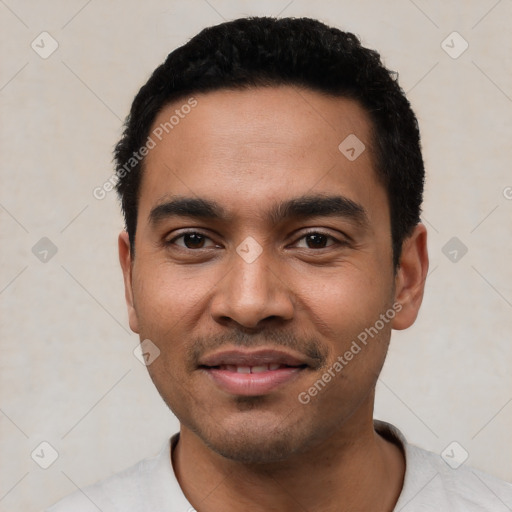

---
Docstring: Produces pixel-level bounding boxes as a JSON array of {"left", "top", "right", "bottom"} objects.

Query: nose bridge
[
  {"left": 229, "top": 245, "right": 276, "bottom": 307},
  {"left": 233, "top": 249, "right": 272, "bottom": 298},
  {"left": 212, "top": 242, "right": 294, "bottom": 327}
]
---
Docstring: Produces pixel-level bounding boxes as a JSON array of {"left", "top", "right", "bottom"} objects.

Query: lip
[
  {"left": 199, "top": 348, "right": 308, "bottom": 368},
  {"left": 198, "top": 348, "right": 309, "bottom": 396}
]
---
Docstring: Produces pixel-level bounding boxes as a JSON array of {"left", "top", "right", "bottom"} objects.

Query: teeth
[
  {"left": 217, "top": 363, "right": 289, "bottom": 372},
  {"left": 251, "top": 365, "right": 268, "bottom": 373}
]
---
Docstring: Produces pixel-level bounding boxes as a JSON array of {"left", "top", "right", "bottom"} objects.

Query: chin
[
  {"left": 192, "top": 409, "right": 319, "bottom": 465},
  {"left": 205, "top": 430, "right": 298, "bottom": 464}
]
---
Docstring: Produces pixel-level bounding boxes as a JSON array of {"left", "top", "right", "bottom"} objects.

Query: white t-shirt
[{"left": 46, "top": 421, "right": 512, "bottom": 511}]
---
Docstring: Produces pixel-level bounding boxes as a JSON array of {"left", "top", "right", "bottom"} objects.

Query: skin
[{"left": 119, "top": 86, "right": 429, "bottom": 512}]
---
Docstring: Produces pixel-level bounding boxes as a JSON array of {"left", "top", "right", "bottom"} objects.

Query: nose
[{"left": 210, "top": 247, "right": 295, "bottom": 329}]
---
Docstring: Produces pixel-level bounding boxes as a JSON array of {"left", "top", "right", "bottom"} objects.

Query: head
[{"left": 116, "top": 17, "right": 428, "bottom": 464}]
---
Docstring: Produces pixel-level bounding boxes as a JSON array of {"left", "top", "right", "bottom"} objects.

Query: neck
[{"left": 172, "top": 411, "right": 405, "bottom": 512}]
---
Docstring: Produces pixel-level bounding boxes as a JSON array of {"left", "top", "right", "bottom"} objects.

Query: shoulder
[
  {"left": 45, "top": 456, "right": 161, "bottom": 512},
  {"left": 375, "top": 420, "right": 512, "bottom": 511},
  {"left": 399, "top": 439, "right": 512, "bottom": 511},
  {"left": 45, "top": 438, "right": 181, "bottom": 512}
]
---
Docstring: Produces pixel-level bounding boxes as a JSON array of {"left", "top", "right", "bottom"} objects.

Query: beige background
[{"left": 1, "top": 1, "right": 511, "bottom": 510}]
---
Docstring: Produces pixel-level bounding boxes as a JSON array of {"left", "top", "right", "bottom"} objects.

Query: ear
[
  {"left": 118, "top": 231, "right": 140, "bottom": 334},
  {"left": 392, "top": 224, "right": 429, "bottom": 330}
]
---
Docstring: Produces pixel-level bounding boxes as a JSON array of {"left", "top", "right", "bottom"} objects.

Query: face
[{"left": 119, "top": 86, "right": 427, "bottom": 464}]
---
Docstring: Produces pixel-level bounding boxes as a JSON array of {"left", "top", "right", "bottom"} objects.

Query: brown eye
[
  {"left": 182, "top": 233, "right": 206, "bottom": 248},
  {"left": 295, "top": 231, "right": 339, "bottom": 249},
  {"left": 168, "top": 232, "right": 217, "bottom": 249},
  {"left": 305, "top": 233, "right": 329, "bottom": 248}
]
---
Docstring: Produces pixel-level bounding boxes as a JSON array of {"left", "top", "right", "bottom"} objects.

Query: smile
[
  {"left": 198, "top": 349, "right": 309, "bottom": 396},
  {"left": 215, "top": 363, "right": 298, "bottom": 373}
]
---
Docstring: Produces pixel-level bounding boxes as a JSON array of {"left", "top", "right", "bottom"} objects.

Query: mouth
[
  {"left": 198, "top": 349, "right": 309, "bottom": 396},
  {"left": 207, "top": 363, "right": 306, "bottom": 373}
]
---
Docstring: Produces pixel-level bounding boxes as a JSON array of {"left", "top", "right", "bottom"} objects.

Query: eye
[
  {"left": 166, "top": 230, "right": 344, "bottom": 251},
  {"left": 294, "top": 231, "right": 341, "bottom": 249},
  {"left": 167, "top": 231, "right": 218, "bottom": 249}
]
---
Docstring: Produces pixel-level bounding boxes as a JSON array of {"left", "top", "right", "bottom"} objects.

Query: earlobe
[
  {"left": 391, "top": 224, "right": 429, "bottom": 330},
  {"left": 118, "top": 231, "right": 140, "bottom": 334}
]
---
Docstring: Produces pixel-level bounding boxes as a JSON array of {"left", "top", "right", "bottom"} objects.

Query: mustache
[{"left": 187, "top": 329, "right": 328, "bottom": 370}]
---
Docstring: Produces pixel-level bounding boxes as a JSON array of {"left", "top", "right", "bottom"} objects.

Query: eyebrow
[{"left": 149, "top": 194, "right": 369, "bottom": 227}]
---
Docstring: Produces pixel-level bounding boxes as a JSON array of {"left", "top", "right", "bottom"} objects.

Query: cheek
[
  {"left": 302, "top": 265, "right": 391, "bottom": 345},
  {"left": 131, "top": 262, "right": 224, "bottom": 388},
  {"left": 300, "top": 272, "right": 394, "bottom": 409},
  {"left": 131, "top": 265, "right": 197, "bottom": 409},
  {"left": 133, "top": 262, "right": 214, "bottom": 327}
]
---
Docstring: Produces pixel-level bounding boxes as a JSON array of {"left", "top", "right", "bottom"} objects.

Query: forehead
[{"left": 138, "top": 86, "right": 387, "bottom": 226}]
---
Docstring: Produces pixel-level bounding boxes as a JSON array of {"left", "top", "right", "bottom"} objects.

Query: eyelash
[{"left": 166, "top": 229, "right": 345, "bottom": 250}]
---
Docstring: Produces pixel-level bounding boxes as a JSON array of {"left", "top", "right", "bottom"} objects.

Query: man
[{"left": 48, "top": 16, "right": 512, "bottom": 512}]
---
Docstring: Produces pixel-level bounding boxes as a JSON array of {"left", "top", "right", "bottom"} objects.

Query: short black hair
[{"left": 114, "top": 16, "right": 424, "bottom": 267}]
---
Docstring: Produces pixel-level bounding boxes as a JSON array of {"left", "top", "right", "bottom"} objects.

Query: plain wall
[{"left": 0, "top": 1, "right": 511, "bottom": 510}]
